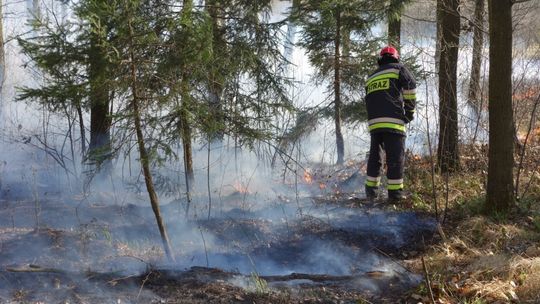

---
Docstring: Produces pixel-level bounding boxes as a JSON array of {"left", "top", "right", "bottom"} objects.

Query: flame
[
  {"left": 319, "top": 182, "right": 326, "bottom": 190},
  {"left": 232, "top": 181, "right": 249, "bottom": 194},
  {"left": 303, "top": 170, "right": 313, "bottom": 184}
]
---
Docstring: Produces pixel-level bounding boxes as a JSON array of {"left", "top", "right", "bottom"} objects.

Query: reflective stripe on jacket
[{"left": 365, "top": 62, "right": 416, "bottom": 135}]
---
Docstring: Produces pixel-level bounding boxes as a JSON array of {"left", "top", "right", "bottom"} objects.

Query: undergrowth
[{"left": 404, "top": 144, "right": 540, "bottom": 303}]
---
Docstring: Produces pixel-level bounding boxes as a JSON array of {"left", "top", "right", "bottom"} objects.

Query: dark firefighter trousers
[{"left": 365, "top": 132, "right": 405, "bottom": 196}]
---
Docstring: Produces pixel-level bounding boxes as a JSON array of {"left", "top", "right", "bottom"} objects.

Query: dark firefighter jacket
[{"left": 365, "top": 62, "right": 417, "bottom": 135}]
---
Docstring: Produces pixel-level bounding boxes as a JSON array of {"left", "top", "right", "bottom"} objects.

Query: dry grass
[
  {"left": 405, "top": 147, "right": 540, "bottom": 303},
  {"left": 412, "top": 216, "right": 540, "bottom": 303},
  {"left": 513, "top": 258, "right": 540, "bottom": 303}
]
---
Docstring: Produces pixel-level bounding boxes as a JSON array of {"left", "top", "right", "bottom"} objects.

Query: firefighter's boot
[
  {"left": 388, "top": 189, "right": 405, "bottom": 203},
  {"left": 365, "top": 186, "right": 378, "bottom": 200}
]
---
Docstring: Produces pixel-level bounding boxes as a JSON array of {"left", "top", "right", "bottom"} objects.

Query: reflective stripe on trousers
[{"left": 365, "top": 132, "right": 405, "bottom": 190}]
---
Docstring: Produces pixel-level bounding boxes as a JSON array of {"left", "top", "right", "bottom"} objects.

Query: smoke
[
  {"left": 0, "top": 140, "right": 437, "bottom": 285},
  {"left": 0, "top": 1, "right": 440, "bottom": 302},
  {"left": 1, "top": 1, "right": 538, "bottom": 302}
]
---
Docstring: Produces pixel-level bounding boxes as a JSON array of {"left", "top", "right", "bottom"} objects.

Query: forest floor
[
  {"left": 401, "top": 144, "right": 540, "bottom": 304},
  {"left": 0, "top": 190, "right": 435, "bottom": 303},
  {"left": 0, "top": 144, "right": 539, "bottom": 303}
]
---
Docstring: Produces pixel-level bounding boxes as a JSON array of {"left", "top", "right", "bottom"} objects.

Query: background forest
[{"left": 0, "top": 0, "right": 539, "bottom": 303}]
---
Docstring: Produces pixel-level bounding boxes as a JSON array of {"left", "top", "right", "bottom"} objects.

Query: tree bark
[
  {"left": 435, "top": 0, "right": 443, "bottom": 74},
  {"left": 180, "top": 0, "right": 194, "bottom": 198},
  {"left": 467, "top": 0, "right": 485, "bottom": 112},
  {"left": 127, "top": 19, "right": 175, "bottom": 263},
  {"left": 76, "top": 103, "right": 86, "bottom": 156},
  {"left": 334, "top": 9, "right": 344, "bottom": 165},
  {"left": 87, "top": 32, "right": 112, "bottom": 173},
  {"left": 180, "top": 87, "right": 194, "bottom": 196},
  {"left": 437, "top": 0, "right": 460, "bottom": 172},
  {"left": 485, "top": 0, "right": 514, "bottom": 213},
  {"left": 207, "top": 0, "right": 225, "bottom": 141}
]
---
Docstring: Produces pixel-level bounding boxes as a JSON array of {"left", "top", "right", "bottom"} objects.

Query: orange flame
[
  {"left": 232, "top": 181, "right": 249, "bottom": 194},
  {"left": 303, "top": 170, "right": 313, "bottom": 184}
]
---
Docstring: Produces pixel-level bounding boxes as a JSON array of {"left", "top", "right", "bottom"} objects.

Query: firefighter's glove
[{"left": 404, "top": 111, "right": 414, "bottom": 123}]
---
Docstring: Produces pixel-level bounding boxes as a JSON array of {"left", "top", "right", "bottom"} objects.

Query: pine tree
[
  {"left": 82, "top": 0, "right": 114, "bottom": 173},
  {"left": 18, "top": 0, "right": 118, "bottom": 174},
  {"left": 199, "top": 0, "right": 292, "bottom": 147},
  {"left": 116, "top": 0, "right": 175, "bottom": 261},
  {"left": 18, "top": 0, "right": 180, "bottom": 258},
  {"left": 179, "top": 0, "right": 196, "bottom": 200},
  {"left": 291, "top": 0, "right": 389, "bottom": 164},
  {"left": 157, "top": 0, "right": 213, "bottom": 215}
]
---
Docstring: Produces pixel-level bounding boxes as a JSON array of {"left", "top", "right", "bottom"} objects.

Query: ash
[{"left": 0, "top": 164, "right": 436, "bottom": 303}]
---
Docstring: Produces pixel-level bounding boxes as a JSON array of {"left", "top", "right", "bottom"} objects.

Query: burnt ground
[{"left": 0, "top": 172, "right": 437, "bottom": 303}]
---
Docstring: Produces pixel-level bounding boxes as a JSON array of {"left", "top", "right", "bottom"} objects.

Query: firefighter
[{"left": 364, "top": 46, "right": 416, "bottom": 202}]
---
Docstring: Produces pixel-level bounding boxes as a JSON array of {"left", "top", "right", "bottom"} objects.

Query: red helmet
[{"left": 379, "top": 46, "right": 399, "bottom": 60}]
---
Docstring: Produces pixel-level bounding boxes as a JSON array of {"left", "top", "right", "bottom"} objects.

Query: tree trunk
[
  {"left": 181, "top": 0, "right": 195, "bottom": 215},
  {"left": 87, "top": 33, "right": 112, "bottom": 173},
  {"left": 76, "top": 103, "right": 86, "bottom": 156},
  {"left": 334, "top": 10, "right": 344, "bottom": 165},
  {"left": 485, "top": 0, "right": 514, "bottom": 213},
  {"left": 387, "top": 2, "right": 401, "bottom": 48},
  {"left": 127, "top": 19, "right": 175, "bottom": 263},
  {"left": 437, "top": 0, "right": 460, "bottom": 172},
  {"left": 207, "top": 0, "right": 225, "bottom": 141},
  {"left": 435, "top": 0, "right": 443, "bottom": 74},
  {"left": 180, "top": 91, "right": 194, "bottom": 192},
  {"left": 467, "top": 0, "right": 485, "bottom": 112}
]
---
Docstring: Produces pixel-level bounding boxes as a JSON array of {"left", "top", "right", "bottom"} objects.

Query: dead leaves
[{"left": 410, "top": 216, "right": 540, "bottom": 304}]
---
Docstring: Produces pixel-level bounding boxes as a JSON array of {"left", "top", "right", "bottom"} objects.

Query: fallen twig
[
  {"left": 5, "top": 264, "right": 124, "bottom": 281},
  {"left": 421, "top": 256, "right": 436, "bottom": 304},
  {"left": 137, "top": 270, "right": 154, "bottom": 299},
  {"left": 261, "top": 272, "right": 353, "bottom": 283},
  {"left": 437, "top": 222, "right": 447, "bottom": 243},
  {"left": 6, "top": 264, "right": 65, "bottom": 273},
  {"left": 371, "top": 246, "right": 415, "bottom": 276},
  {"left": 107, "top": 274, "right": 141, "bottom": 285}
]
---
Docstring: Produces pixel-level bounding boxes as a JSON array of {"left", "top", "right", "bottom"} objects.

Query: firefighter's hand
[{"left": 404, "top": 112, "right": 414, "bottom": 123}]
